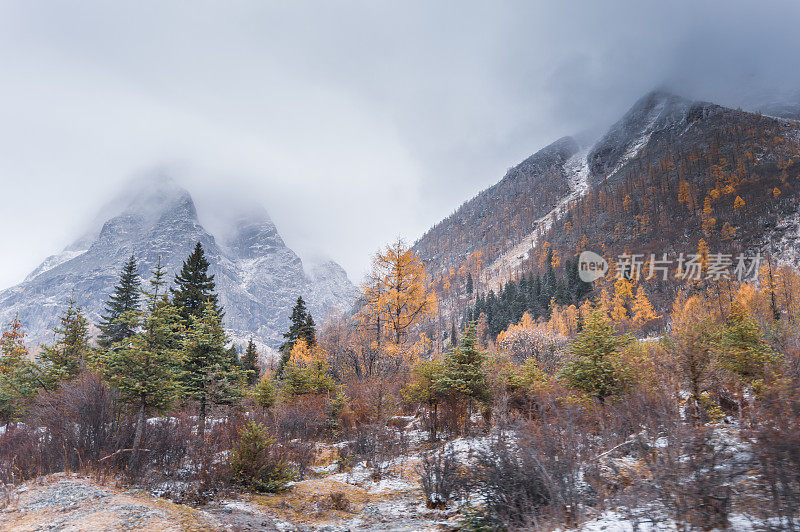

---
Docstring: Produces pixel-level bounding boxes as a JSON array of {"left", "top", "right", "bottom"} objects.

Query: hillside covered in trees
[{"left": 413, "top": 91, "right": 800, "bottom": 322}]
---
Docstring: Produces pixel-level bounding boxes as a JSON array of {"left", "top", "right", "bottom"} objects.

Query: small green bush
[
  {"left": 252, "top": 375, "right": 277, "bottom": 408},
  {"left": 229, "top": 420, "right": 293, "bottom": 493}
]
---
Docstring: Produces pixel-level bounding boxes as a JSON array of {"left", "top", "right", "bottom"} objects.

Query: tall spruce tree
[
  {"left": 171, "top": 242, "right": 222, "bottom": 324},
  {"left": 150, "top": 256, "right": 184, "bottom": 353},
  {"left": 149, "top": 256, "right": 168, "bottom": 304},
  {"left": 226, "top": 345, "right": 241, "bottom": 368},
  {"left": 98, "top": 255, "right": 141, "bottom": 348},
  {"left": 39, "top": 298, "right": 91, "bottom": 384},
  {"left": 242, "top": 338, "right": 261, "bottom": 386},
  {"left": 0, "top": 317, "right": 38, "bottom": 421},
  {"left": 180, "top": 301, "right": 244, "bottom": 430},
  {"left": 282, "top": 296, "right": 315, "bottom": 349},
  {"left": 437, "top": 321, "right": 490, "bottom": 405},
  {"left": 99, "top": 264, "right": 183, "bottom": 467},
  {"left": 276, "top": 296, "right": 315, "bottom": 376},
  {"left": 559, "top": 311, "right": 633, "bottom": 404}
]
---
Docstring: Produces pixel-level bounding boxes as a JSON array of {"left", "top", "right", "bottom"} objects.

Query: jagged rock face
[{"left": 0, "top": 177, "right": 358, "bottom": 349}]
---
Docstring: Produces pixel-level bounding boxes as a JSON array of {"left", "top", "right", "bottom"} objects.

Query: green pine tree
[
  {"left": 150, "top": 256, "right": 184, "bottom": 353},
  {"left": 280, "top": 296, "right": 315, "bottom": 350},
  {"left": 437, "top": 321, "right": 490, "bottom": 404},
  {"left": 466, "top": 272, "right": 473, "bottom": 296},
  {"left": 98, "top": 270, "right": 183, "bottom": 466},
  {"left": 282, "top": 357, "right": 335, "bottom": 398},
  {"left": 242, "top": 338, "right": 261, "bottom": 386},
  {"left": 0, "top": 317, "right": 39, "bottom": 421},
  {"left": 276, "top": 296, "right": 316, "bottom": 377},
  {"left": 171, "top": 242, "right": 223, "bottom": 324},
  {"left": 180, "top": 301, "right": 244, "bottom": 431},
  {"left": 252, "top": 374, "right": 277, "bottom": 408},
  {"left": 100, "top": 261, "right": 183, "bottom": 451},
  {"left": 39, "top": 298, "right": 91, "bottom": 384},
  {"left": 229, "top": 420, "right": 293, "bottom": 493},
  {"left": 149, "top": 256, "right": 168, "bottom": 304},
  {"left": 227, "top": 345, "right": 241, "bottom": 368},
  {"left": 715, "top": 306, "right": 776, "bottom": 384},
  {"left": 98, "top": 255, "right": 141, "bottom": 348},
  {"left": 405, "top": 358, "right": 447, "bottom": 441},
  {"left": 559, "top": 311, "right": 633, "bottom": 403}
]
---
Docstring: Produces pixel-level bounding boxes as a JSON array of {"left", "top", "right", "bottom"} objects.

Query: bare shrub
[
  {"left": 634, "top": 424, "right": 743, "bottom": 530},
  {"left": 0, "top": 423, "right": 45, "bottom": 483},
  {"left": 139, "top": 412, "right": 194, "bottom": 475},
  {"left": 467, "top": 435, "right": 556, "bottom": 530},
  {"left": 257, "top": 397, "right": 329, "bottom": 480},
  {"left": 284, "top": 439, "right": 315, "bottom": 479},
  {"left": 327, "top": 491, "right": 351, "bottom": 511},
  {"left": 465, "top": 400, "right": 603, "bottom": 530},
  {"left": 417, "top": 449, "right": 462, "bottom": 509},
  {"left": 271, "top": 396, "right": 329, "bottom": 442},
  {"left": 601, "top": 386, "right": 681, "bottom": 448},
  {"left": 749, "top": 369, "right": 800, "bottom": 529},
  {"left": 0, "top": 372, "right": 133, "bottom": 481},
  {"left": 342, "top": 423, "right": 407, "bottom": 480},
  {"left": 343, "top": 376, "right": 402, "bottom": 426}
]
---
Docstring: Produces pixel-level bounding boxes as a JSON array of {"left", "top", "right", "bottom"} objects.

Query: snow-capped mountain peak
[{"left": 0, "top": 174, "right": 358, "bottom": 349}]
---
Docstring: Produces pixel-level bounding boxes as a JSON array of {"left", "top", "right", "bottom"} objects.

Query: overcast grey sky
[{"left": 1, "top": 0, "right": 799, "bottom": 288}]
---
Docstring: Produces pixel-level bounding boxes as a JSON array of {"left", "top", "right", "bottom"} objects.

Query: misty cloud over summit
[{"left": 1, "top": 0, "right": 799, "bottom": 288}]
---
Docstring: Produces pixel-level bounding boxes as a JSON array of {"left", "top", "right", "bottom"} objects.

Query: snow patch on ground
[{"left": 570, "top": 511, "right": 800, "bottom": 531}]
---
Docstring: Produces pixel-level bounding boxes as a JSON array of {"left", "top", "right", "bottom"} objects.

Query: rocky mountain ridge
[
  {"left": 414, "top": 89, "right": 800, "bottom": 300},
  {"left": 0, "top": 175, "right": 358, "bottom": 350}
]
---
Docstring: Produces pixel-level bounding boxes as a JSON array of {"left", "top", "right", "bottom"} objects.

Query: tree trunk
[
  {"left": 128, "top": 396, "right": 146, "bottom": 470},
  {"left": 199, "top": 396, "right": 207, "bottom": 439},
  {"left": 429, "top": 402, "right": 438, "bottom": 442}
]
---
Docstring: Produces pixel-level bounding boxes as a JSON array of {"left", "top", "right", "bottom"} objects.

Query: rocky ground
[
  {"left": 2, "top": 426, "right": 785, "bottom": 531},
  {"left": 0, "top": 460, "right": 458, "bottom": 531}
]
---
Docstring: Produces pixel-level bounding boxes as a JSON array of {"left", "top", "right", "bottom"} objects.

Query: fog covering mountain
[
  {"left": 0, "top": 175, "right": 358, "bottom": 350},
  {"left": 414, "top": 89, "right": 800, "bottom": 293}
]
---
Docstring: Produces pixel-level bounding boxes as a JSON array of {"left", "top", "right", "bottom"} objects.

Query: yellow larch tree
[
  {"left": 678, "top": 181, "right": 693, "bottom": 210},
  {"left": 697, "top": 239, "right": 710, "bottom": 272},
  {"left": 734, "top": 283, "right": 772, "bottom": 325},
  {"left": 610, "top": 278, "right": 634, "bottom": 324},
  {"left": 631, "top": 285, "right": 660, "bottom": 329},
  {"left": 720, "top": 222, "right": 736, "bottom": 240},
  {"left": 358, "top": 239, "right": 438, "bottom": 348},
  {"left": 548, "top": 304, "right": 579, "bottom": 337},
  {"left": 757, "top": 263, "right": 800, "bottom": 323},
  {"left": 701, "top": 196, "right": 716, "bottom": 235},
  {"left": 597, "top": 288, "right": 613, "bottom": 318}
]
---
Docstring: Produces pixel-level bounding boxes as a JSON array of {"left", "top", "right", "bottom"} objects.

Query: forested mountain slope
[{"left": 413, "top": 91, "right": 800, "bottom": 309}]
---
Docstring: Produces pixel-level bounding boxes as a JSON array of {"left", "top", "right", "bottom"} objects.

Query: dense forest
[{"left": 468, "top": 254, "right": 593, "bottom": 341}]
